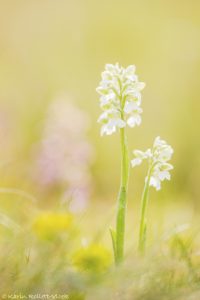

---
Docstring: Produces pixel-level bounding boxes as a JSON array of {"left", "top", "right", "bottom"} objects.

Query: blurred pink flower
[{"left": 34, "top": 93, "right": 94, "bottom": 212}]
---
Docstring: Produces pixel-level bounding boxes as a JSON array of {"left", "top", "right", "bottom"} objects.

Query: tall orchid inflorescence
[
  {"left": 97, "top": 63, "right": 145, "bottom": 136},
  {"left": 97, "top": 63, "right": 174, "bottom": 263},
  {"left": 97, "top": 63, "right": 145, "bottom": 264}
]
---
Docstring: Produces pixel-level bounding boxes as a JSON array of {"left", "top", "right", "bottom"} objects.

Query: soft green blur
[
  {"left": 0, "top": 0, "right": 199, "bottom": 224},
  {"left": 0, "top": 0, "right": 200, "bottom": 228},
  {"left": 0, "top": 1, "right": 200, "bottom": 298}
]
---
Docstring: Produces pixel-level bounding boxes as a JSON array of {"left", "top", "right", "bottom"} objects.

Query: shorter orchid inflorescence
[
  {"left": 131, "top": 136, "right": 173, "bottom": 253},
  {"left": 131, "top": 136, "right": 174, "bottom": 191},
  {"left": 96, "top": 63, "right": 145, "bottom": 136}
]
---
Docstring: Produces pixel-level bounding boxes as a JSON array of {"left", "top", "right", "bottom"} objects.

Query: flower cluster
[
  {"left": 96, "top": 63, "right": 145, "bottom": 135},
  {"left": 33, "top": 93, "right": 94, "bottom": 212},
  {"left": 131, "top": 136, "right": 173, "bottom": 190},
  {"left": 33, "top": 212, "right": 73, "bottom": 240},
  {"left": 73, "top": 244, "right": 112, "bottom": 273}
]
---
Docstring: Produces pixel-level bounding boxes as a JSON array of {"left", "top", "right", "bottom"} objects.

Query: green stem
[
  {"left": 115, "top": 127, "right": 129, "bottom": 264},
  {"left": 138, "top": 169, "right": 151, "bottom": 254}
]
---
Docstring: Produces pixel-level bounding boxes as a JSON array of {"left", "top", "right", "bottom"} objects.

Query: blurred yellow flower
[
  {"left": 73, "top": 244, "right": 112, "bottom": 273},
  {"left": 32, "top": 212, "right": 74, "bottom": 240}
]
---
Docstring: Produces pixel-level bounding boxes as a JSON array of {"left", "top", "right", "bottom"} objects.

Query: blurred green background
[{"left": 0, "top": 0, "right": 200, "bottom": 228}]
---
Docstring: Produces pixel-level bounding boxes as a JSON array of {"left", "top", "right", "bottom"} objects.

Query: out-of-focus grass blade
[
  {"left": 163, "top": 223, "right": 191, "bottom": 241},
  {"left": 0, "top": 211, "right": 21, "bottom": 233},
  {"left": 0, "top": 188, "right": 36, "bottom": 202}
]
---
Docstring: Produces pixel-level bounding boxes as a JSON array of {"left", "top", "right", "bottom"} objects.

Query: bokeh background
[{"left": 0, "top": 0, "right": 200, "bottom": 242}]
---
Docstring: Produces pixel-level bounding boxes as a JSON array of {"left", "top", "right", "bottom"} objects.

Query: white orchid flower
[
  {"left": 97, "top": 63, "right": 145, "bottom": 136},
  {"left": 131, "top": 136, "right": 173, "bottom": 190}
]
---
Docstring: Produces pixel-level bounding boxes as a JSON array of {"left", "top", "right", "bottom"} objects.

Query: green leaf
[{"left": 109, "top": 227, "right": 117, "bottom": 262}]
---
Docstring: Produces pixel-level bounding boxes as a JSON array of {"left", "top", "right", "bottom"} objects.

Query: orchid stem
[
  {"left": 115, "top": 127, "right": 129, "bottom": 264},
  {"left": 138, "top": 169, "right": 151, "bottom": 254}
]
